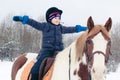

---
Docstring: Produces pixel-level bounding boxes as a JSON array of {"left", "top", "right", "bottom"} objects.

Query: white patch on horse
[
  {"left": 92, "top": 33, "right": 107, "bottom": 54},
  {"left": 50, "top": 47, "right": 70, "bottom": 80},
  {"left": 91, "top": 33, "right": 107, "bottom": 80},
  {"left": 51, "top": 41, "right": 80, "bottom": 80},
  {"left": 81, "top": 53, "right": 87, "bottom": 65}
]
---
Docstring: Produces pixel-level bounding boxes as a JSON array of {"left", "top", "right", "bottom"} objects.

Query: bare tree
[
  {"left": 0, "top": 14, "right": 44, "bottom": 60},
  {"left": 111, "top": 23, "right": 120, "bottom": 52}
]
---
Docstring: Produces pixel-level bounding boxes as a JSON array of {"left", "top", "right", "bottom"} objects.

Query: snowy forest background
[{"left": 0, "top": 14, "right": 120, "bottom": 73}]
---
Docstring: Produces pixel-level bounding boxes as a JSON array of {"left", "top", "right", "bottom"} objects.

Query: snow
[
  {"left": 0, "top": 60, "right": 120, "bottom": 80},
  {"left": 0, "top": 61, "right": 13, "bottom": 80},
  {"left": 106, "top": 64, "right": 120, "bottom": 80}
]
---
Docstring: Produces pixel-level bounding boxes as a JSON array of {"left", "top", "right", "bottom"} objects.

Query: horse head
[{"left": 84, "top": 16, "right": 112, "bottom": 80}]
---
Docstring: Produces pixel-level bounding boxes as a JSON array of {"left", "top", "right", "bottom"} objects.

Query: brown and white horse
[{"left": 11, "top": 16, "right": 112, "bottom": 80}]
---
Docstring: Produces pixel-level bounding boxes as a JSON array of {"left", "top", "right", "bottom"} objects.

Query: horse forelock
[{"left": 87, "top": 25, "right": 111, "bottom": 41}]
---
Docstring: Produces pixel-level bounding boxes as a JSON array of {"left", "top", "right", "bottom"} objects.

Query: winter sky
[{"left": 0, "top": 0, "right": 120, "bottom": 25}]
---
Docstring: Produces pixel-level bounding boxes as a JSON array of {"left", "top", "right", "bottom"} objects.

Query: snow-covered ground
[
  {"left": 0, "top": 61, "right": 13, "bottom": 80},
  {"left": 106, "top": 63, "right": 120, "bottom": 80},
  {"left": 0, "top": 61, "right": 120, "bottom": 80}
]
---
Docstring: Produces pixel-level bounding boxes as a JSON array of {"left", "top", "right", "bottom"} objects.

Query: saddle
[
  {"left": 27, "top": 52, "right": 58, "bottom": 80},
  {"left": 24, "top": 57, "right": 55, "bottom": 80}
]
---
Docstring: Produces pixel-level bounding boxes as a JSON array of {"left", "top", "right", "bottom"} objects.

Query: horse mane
[
  {"left": 75, "top": 31, "right": 88, "bottom": 61},
  {"left": 75, "top": 25, "right": 111, "bottom": 61}
]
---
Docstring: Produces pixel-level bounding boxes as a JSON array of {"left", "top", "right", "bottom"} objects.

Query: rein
[{"left": 69, "top": 48, "right": 71, "bottom": 80}]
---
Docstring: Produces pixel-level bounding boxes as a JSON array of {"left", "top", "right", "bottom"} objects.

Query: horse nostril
[
  {"left": 92, "top": 68, "right": 95, "bottom": 73},
  {"left": 103, "top": 70, "right": 106, "bottom": 74}
]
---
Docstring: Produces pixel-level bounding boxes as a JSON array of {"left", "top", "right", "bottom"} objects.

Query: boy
[{"left": 13, "top": 7, "right": 87, "bottom": 80}]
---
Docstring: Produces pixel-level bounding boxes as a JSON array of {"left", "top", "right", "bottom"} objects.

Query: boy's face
[{"left": 51, "top": 17, "right": 60, "bottom": 25}]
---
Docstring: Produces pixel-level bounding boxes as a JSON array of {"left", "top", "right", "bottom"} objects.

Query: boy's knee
[{"left": 31, "top": 67, "right": 38, "bottom": 74}]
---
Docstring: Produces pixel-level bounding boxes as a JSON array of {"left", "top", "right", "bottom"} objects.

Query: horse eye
[
  {"left": 107, "top": 41, "right": 111, "bottom": 46},
  {"left": 103, "top": 70, "right": 106, "bottom": 74},
  {"left": 92, "top": 68, "right": 95, "bottom": 73},
  {"left": 87, "top": 40, "right": 92, "bottom": 44}
]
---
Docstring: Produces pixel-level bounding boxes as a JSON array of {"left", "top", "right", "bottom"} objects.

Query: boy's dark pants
[{"left": 30, "top": 50, "right": 54, "bottom": 80}]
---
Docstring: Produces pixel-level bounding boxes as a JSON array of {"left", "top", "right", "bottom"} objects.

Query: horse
[{"left": 11, "top": 16, "right": 112, "bottom": 80}]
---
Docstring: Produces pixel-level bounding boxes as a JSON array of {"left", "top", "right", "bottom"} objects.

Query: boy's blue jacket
[{"left": 27, "top": 18, "right": 76, "bottom": 51}]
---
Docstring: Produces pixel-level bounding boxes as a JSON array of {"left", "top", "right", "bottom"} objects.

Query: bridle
[{"left": 84, "top": 32, "right": 111, "bottom": 80}]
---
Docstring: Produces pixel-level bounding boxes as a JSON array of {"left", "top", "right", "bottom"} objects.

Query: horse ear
[
  {"left": 87, "top": 16, "right": 94, "bottom": 32},
  {"left": 104, "top": 17, "right": 112, "bottom": 32}
]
